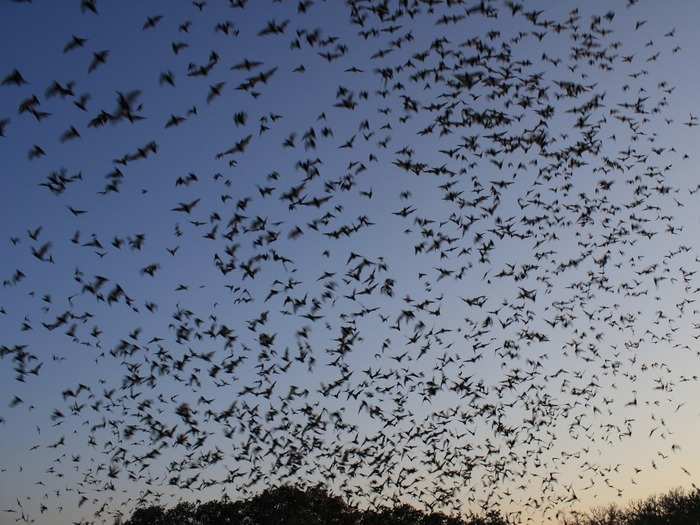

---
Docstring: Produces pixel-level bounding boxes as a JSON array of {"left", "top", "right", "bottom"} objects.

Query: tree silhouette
[
  {"left": 123, "top": 484, "right": 513, "bottom": 525},
  {"left": 125, "top": 486, "right": 700, "bottom": 525},
  {"left": 561, "top": 487, "right": 700, "bottom": 525}
]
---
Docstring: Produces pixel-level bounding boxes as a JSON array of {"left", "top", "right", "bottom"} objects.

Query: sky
[{"left": 2, "top": 0, "right": 700, "bottom": 524}]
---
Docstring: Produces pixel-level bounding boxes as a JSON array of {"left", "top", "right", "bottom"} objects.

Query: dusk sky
[{"left": 2, "top": 1, "right": 700, "bottom": 524}]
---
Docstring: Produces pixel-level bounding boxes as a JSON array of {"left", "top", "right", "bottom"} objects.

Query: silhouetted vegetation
[
  {"left": 124, "top": 486, "right": 700, "bottom": 525},
  {"left": 561, "top": 487, "right": 700, "bottom": 525},
  {"left": 123, "top": 485, "right": 510, "bottom": 525}
]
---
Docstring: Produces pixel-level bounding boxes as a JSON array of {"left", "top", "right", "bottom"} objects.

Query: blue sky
[{"left": 2, "top": 1, "right": 700, "bottom": 524}]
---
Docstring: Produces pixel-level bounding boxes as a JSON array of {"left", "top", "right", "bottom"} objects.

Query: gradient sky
[{"left": 2, "top": 1, "right": 700, "bottom": 524}]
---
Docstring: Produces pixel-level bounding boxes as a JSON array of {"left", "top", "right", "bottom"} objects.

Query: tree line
[{"left": 122, "top": 485, "right": 700, "bottom": 525}]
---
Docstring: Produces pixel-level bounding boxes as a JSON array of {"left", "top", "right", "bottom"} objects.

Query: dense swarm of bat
[{"left": 1, "top": 0, "right": 699, "bottom": 523}]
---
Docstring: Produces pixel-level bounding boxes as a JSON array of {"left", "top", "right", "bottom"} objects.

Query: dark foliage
[
  {"left": 561, "top": 487, "right": 700, "bottom": 525},
  {"left": 124, "top": 486, "right": 700, "bottom": 525},
  {"left": 123, "top": 485, "right": 510, "bottom": 525}
]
